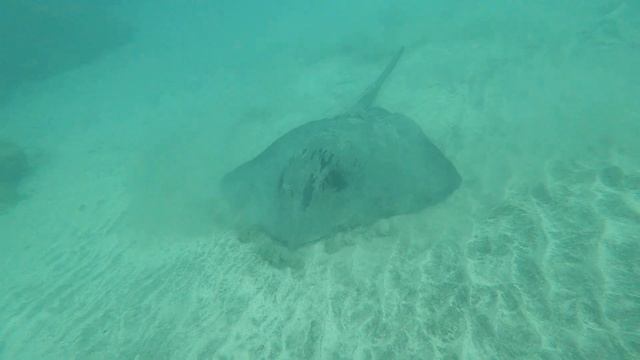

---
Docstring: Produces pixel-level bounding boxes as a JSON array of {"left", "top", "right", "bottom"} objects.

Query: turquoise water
[{"left": 1, "top": 1, "right": 639, "bottom": 358}]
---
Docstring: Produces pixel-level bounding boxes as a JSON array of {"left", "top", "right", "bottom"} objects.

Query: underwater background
[{"left": 1, "top": 0, "right": 639, "bottom": 358}]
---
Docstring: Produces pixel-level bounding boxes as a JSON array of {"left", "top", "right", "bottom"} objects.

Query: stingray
[{"left": 220, "top": 48, "right": 461, "bottom": 248}]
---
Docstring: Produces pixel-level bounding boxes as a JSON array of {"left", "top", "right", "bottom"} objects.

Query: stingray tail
[{"left": 351, "top": 47, "right": 405, "bottom": 112}]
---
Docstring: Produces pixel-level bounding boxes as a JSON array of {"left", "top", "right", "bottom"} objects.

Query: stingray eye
[
  {"left": 318, "top": 150, "right": 334, "bottom": 170},
  {"left": 322, "top": 169, "right": 348, "bottom": 191},
  {"left": 277, "top": 173, "right": 293, "bottom": 195}
]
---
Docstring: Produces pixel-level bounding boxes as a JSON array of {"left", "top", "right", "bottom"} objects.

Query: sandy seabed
[{"left": 1, "top": 18, "right": 639, "bottom": 360}]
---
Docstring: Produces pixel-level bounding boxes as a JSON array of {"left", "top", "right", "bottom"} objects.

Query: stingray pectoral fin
[{"left": 351, "top": 47, "right": 405, "bottom": 112}]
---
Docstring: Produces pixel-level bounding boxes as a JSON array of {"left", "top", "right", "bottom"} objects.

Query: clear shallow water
[{"left": 1, "top": 1, "right": 639, "bottom": 358}]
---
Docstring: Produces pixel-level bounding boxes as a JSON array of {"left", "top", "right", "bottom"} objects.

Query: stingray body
[{"left": 221, "top": 48, "right": 461, "bottom": 248}]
